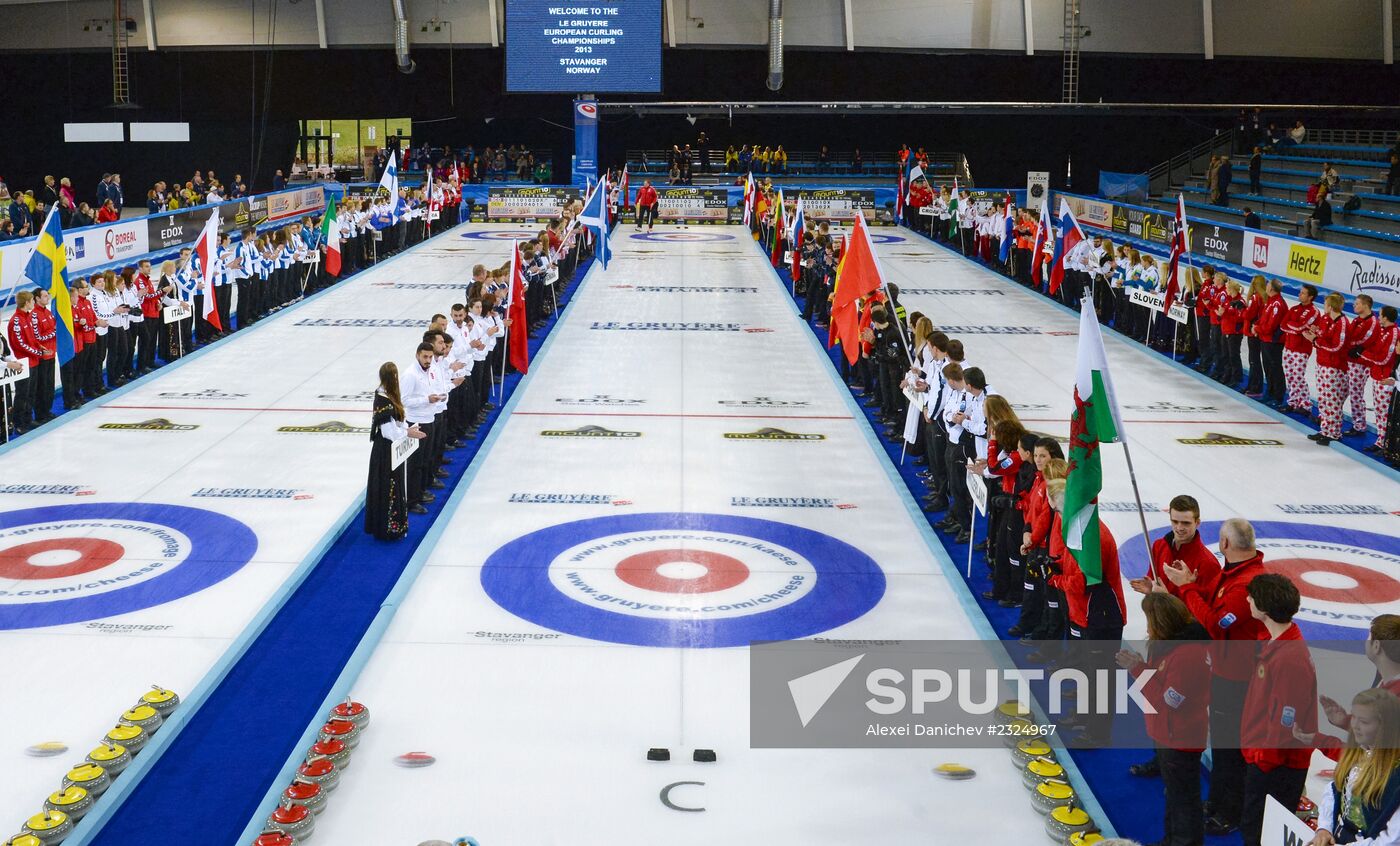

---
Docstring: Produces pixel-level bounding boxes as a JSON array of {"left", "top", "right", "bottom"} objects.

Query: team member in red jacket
[
  {"left": 1346, "top": 294, "right": 1380, "bottom": 435},
  {"left": 984, "top": 420, "right": 1028, "bottom": 605},
  {"left": 1281, "top": 284, "right": 1321, "bottom": 413},
  {"left": 633, "top": 180, "right": 659, "bottom": 232},
  {"left": 906, "top": 176, "right": 934, "bottom": 234},
  {"left": 135, "top": 259, "right": 163, "bottom": 374},
  {"left": 30, "top": 288, "right": 58, "bottom": 422},
  {"left": 1193, "top": 269, "right": 1220, "bottom": 374},
  {"left": 1255, "top": 279, "right": 1289, "bottom": 408},
  {"left": 1117, "top": 593, "right": 1212, "bottom": 846},
  {"left": 1163, "top": 517, "right": 1269, "bottom": 836},
  {"left": 1012, "top": 441, "right": 1064, "bottom": 641},
  {"left": 1239, "top": 573, "right": 1317, "bottom": 846},
  {"left": 1129, "top": 493, "right": 1222, "bottom": 601},
  {"left": 62, "top": 279, "right": 99, "bottom": 410},
  {"left": 1217, "top": 279, "right": 1248, "bottom": 387},
  {"left": 1242, "top": 276, "right": 1268, "bottom": 396},
  {"left": 1047, "top": 478, "right": 1127, "bottom": 744},
  {"left": 5, "top": 290, "right": 43, "bottom": 431},
  {"left": 1307, "top": 292, "right": 1351, "bottom": 445},
  {"left": 1297, "top": 613, "right": 1400, "bottom": 761},
  {"left": 1361, "top": 306, "right": 1400, "bottom": 453}
]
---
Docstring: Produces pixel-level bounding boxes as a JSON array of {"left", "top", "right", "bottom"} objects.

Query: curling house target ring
[
  {"left": 870, "top": 234, "right": 907, "bottom": 244},
  {"left": 629, "top": 232, "right": 736, "bottom": 242},
  {"left": 481, "top": 512, "right": 885, "bottom": 648},
  {"left": 1120, "top": 520, "right": 1400, "bottom": 639},
  {"left": 459, "top": 230, "right": 543, "bottom": 241},
  {"left": 0, "top": 503, "right": 259, "bottom": 630}
]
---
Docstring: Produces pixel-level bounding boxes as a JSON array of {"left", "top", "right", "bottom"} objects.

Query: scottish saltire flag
[
  {"left": 579, "top": 175, "right": 610, "bottom": 269},
  {"left": 998, "top": 195, "right": 1015, "bottom": 264},
  {"left": 1048, "top": 198, "right": 1085, "bottom": 295},
  {"left": 1063, "top": 297, "right": 1125, "bottom": 586},
  {"left": 23, "top": 208, "right": 75, "bottom": 365}
]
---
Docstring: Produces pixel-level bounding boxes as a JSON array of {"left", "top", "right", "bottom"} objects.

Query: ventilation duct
[
  {"left": 392, "top": 0, "right": 416, "bottom": 74},
  {"left": 766, "top": 0, "right": 783, "bottom": 91}
]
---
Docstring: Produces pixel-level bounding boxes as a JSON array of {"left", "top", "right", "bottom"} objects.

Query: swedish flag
[{"left": 24, "top": 209, "right": 74, "bottom": 365}]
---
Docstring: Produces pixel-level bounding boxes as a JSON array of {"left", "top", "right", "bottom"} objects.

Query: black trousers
[
  {"left": 107, "top": 327, "right": 130, "bottom": 384},
  {"left": 636, "top": 205, "right": 656, "bottom": 227},
  {"left": 84, "top": 335, "right": 107, "bottom": 394},
  {"left": 1263, "top": 341, "right": 1285, "bottom": 403},
  {"left": 1159, "top": 747, "right": 1205, "bottom": 846},
  {"left": 61, "top": 347, "right": 88, "bottom": 407},
  {"left": 406, "top": 420, "right": 432, "bottom": 503},
  {"left": 1223, "top": 334, "right": 1244, "bottom": 386},
  {"left": 944, "top": 439, "right": 971, "bottom": 531},
  {"left": 995, "top": 508, "right": 1025, "bottom": 601},
  {"left": 923, "top": 420, "right": 947, "bottom": 492},
  {"left": 1017, "top": 550, "right": 1047, "bottom": 634},
  {"left": 236, "top": 279, "right": 254, "bottom": 329},
  {"left": 1065, "top": 622, "right": 1123, "bottom": 740},
  {"left": 1241, "top": 764, "right": 1307, "bottom": 846},
  {"left": 33, "top": 357, "right": 56, "bottom": 419},
  {"left": 1245, "top": 336, "right": 1264, "bottom": 392},
  {"left": 8, "top": 362, "right": 36, "bottom": 428},
  {"left": 138, "top": 319, "right": 160, "bottom": 371},
  {"left": 215, "top": 285, "right": 232, "bottom": 332},
  {"left": 1207, "top": 674, "right": 1249, "bottom": 824}
]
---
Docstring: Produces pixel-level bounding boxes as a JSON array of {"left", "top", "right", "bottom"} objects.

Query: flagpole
[{"left": 1120, "top": 437, "right": 1157, "bottom": 575}]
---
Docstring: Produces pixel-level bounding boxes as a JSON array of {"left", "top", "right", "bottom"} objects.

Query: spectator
[
  {"left": 696, "top": 131, "right": 710, "bottom": 173},
  {"left": 96, "top": 199, "right": 120, "bottom": 224},
  {"left": 1309, "top": 183, "right": 1334, "bottom": 238},
  {"left": 273, "top": 169, "right": 286, "bottom": 190},
  {"left": 1249, "top": 146, "right": 1263, "bottom": 194},
  {"left": 817, "top": 144, "right": 830, "bottom": 173},
  {"left": 70, "top": 202, "right": 95, "bottom": 228},
  {"left": 1218, "top": 156, "right": 1234, "bottom": 206},
  {"left": 0, "top": 218, "right": 15, "bottom": 241},
  {"left": 1387, "top": 152, "right": 1400, "bottom": 197},
  {"left": 724, "top": 145, "right": 738, "bottom": 172},
  {"left": 853, "top": 147, "right": 863, "bottom": 173},
  {"left": 95, "top": 173, "right": 114, "bottom": 207},
  {"left": 1320, "top": 162, "right": 1339, "bottom": 190},
  {"left": 1242, "top": 206, "right": 1262, "bottom": 229},
  {"left": 1207, "top": 155, "right": 1223, "bottom": 204},
  {"left": 772, "top": 145, "right": 788, "bottom": 174},
  {"left": 738, "top": 145, "right": 752, "bottom": 172},
  {"left": 7, "top": 192, "right": 33, "bottom": 237},
  {"left": 40, "top": 175, "right": 60, "bottom": 215},
  {"left": 1284, "top": 119, "right": 1306, "bottom": 148}
]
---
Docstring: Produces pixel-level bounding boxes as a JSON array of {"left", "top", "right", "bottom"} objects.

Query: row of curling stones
[
  {"left": 6, "top": 687, "right": 179, "bottom": 846},
  {"left": 996, "top": 701, "right": 1103, "bottom": 845},
  {"left": 257, "top": 698, "right": 369, "bottom": 844}
]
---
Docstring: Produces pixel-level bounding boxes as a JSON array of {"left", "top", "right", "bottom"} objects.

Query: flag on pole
[
  {"left": 828, "top": 211, "right": 885, "bottom": 366},
  {"left": 378, "top": 150, "right": 400, "bottom": 221},
  {"left": 998, "top": 195, "right": 1015, "bottom": 264},
  {"left": 947, "top": 180, "right": 961, "bottom": 239},
  {"left": 1048, "top": 198, "right": 1085, "bottom": 296},
  {"left": 507, "top": 241, "right": 531, "bottom": 374},
  {"left": 193, "top": 208, "right": 223, "bottom": 332},
  {"left": 790, "top": 196, "right": 806, "bottom": 282},
  {"left": 579, "top": 174, "right": 610, "bottom": 269},
  {"left": 321, "top": 194, "right": 342, "bottom": 277},
  {"left": 827, "top": 234, "right": 850, "bottom": 349},
  {"left": 619, "top": 165, "right": 630, "bottom": 209},
  {"left": 742, "top": 172, "right": 756, "bottom": 227},
  {"left": 1063, "top": 297, "right": 1126, "bottom": 586},
  {"left": 770, "top": 189, "right": 785, "bottom": 267},
  {"left": 894, "top": 174, "right": 906, "bottom": 222},
  {"left": 1031, "top": 194, "right": 1053, "bottom": 286},
  {"left": 1164, "top": 193, "right": 1190, "bottom": 313},
  {"left": 22, "top": 208, "right": 75, "bottom": 365}
]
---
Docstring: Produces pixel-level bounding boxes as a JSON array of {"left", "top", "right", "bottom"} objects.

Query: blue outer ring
[
  {"left": 870, "top": 234, "right": 906, "bottom": 244},
  {"left": 1119, "top": 519, "right": 1400, "bottom": 641},
  {"left": 480, "top": 512, "right": 886, "bottom": 648},
  {"left": 0, "top": 502, "right": 260, "bottom": 630},
  {"left": 628, "top": 232, "right": 736, "bottom": 242},
  {"left": 459, "top": 229, "right": 544, "bottom": 240}
]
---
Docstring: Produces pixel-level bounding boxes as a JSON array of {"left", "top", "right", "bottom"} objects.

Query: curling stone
[
  {"left": 85, "top": 743, "right": 132, "bottom": 778},
  {"left": 251, "top": 831, "right": 295, "bottom": 846},
  {"left": 62, "top": 763, "right": 110, "bottom": 799},
  {"left": 308, "top": 739, "right": 351, "bottom": 771},
  {"left": 20, "top": 811, "right": 72, "bottom": 846},
  {"left": 43, "top": 787, "right": 93, "bottom": 823},
  {"left": 3, "top": 835, "right": 43, "bottom": 846},
  {"left": 1012, "top": 738, "right": 1055, "bottom": 769},
  {"left": 1297, "top": 797, "right": 1319, "bottom": 821},
  {"left": 1045, "top": 800, "right": 1095, "bottom": 843},
  {"left": 328, "top": 698, "right": 369, "bottom": 731},
  {"left": 138, "top": 686, "right": 180, "bottom": 719},
  {"left": 316, "top": 719, "right": 361, "bottom": 750},
  {"left": 1069, "top": 832, "right": 1104, "bottom": 846},
  {"left": 996, "top": 700, "right": 1031, "bottom": 726},
  {"left": 1022, "top": 758, "right": 1067, "bottom": 791},
  {"left": 282, "top": 778, "right": 328, "bottom": 816},
  {"left": 1030, "top": 779, "right": 1076, "bottom": 815},
  {"left": 117, "top": 705, "right": 163, "bottom": 736},
  {"left": 102, "top": 725, "right": 148, "bottom": 757},
  {"left": 295, "top": 756, "right": 341, "bottom": 794},
  {"left": 1002, "top": 717, "right": 1044, "bottom": 747},
  {"left": 266, "top": 800, "right": 315, "bottom": 843}
]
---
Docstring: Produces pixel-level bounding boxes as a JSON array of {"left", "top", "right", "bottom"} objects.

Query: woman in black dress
[{"left": 366, "top": 362, "right": 424, "bottom": 540}]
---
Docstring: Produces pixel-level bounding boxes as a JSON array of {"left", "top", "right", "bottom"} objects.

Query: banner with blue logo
[
  {"left": 1098, "top": 171, "right": 1150, "bottom": 203},
  {"left": 574, "top": 98, "right": 598, "bottom": 187}
]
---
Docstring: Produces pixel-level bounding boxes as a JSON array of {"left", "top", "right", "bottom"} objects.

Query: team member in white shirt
[
  {"left": 121, "top": 269, "right": 146, "bottom": 373},
  {"left": 940, "top": 364, "right": 995, "bottom": 544},
  {"left": 444, "top": 304, "right": 478, "bottom": 445},
  {"left": 88, "top": 272, "right": 117, "bottom": 393},
  {"left": 399, "top": 341, "right": 446, "bottom": 512}
]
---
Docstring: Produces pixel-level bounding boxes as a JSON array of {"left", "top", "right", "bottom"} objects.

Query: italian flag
[
  {"left": 322, "top": 194, "right": 341, "bottom": 277},
  {"left": 947, "top": 180, "right": 961, "bottom": 238},
  {"left": 1063, "top": 298, "right": 1124, "bottom": 585}
]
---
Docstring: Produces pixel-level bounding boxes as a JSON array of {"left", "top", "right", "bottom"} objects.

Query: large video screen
[{"left": 506, "top": 0, "right": 663, "bottom": 93}]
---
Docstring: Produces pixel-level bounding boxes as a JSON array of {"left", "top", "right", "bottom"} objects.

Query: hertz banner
[
  {"left": 487, "top": 187, "right": 581, "bottom": 221},
  {"left": 1061, "top": 192, "right": 1400, "bottom": 309}
]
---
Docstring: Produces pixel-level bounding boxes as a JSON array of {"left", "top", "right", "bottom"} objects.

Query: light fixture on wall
[{"left": 685, "top": 114, "right": 697, "bottom": 126}]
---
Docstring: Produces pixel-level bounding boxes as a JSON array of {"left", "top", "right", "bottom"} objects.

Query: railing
[
  {"left": 1147, "top": 130, "right": 1235, "bottom": 196},
  {"left": 1307, "top": 128, "right": 1399, "bottom": 148},
  {"left": 624, "top": 150, "right": 971, "bottom": 182}
]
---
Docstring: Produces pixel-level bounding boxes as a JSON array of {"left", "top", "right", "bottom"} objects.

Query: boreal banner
[
  {"left": 654, "top": 187, "right": 734, "bottom": 224},
  {"left": 487, "top": 187, "right": 581, "bottom": 221},
  {"left": 792, "top": 189, "right": 889, "bottom": 225}
]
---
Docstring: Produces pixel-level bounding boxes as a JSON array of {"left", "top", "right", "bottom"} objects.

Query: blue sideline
[
  {"left": 77, "top": 236, "right": 591, "bottom": 846},
  {"left": 751, "top": 236, "right": 1120, "bottom": 839},
  {"left": 227, "top": 240, "right": 606, "bottom": 846}
]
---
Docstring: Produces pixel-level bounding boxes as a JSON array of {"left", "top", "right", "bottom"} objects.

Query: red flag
[
  {"left": 829, "top": 212, "right": 884, "bottom": 365},
  {"left": 1164, "top": 194, "right": 1189, "bottom": 313},
  {"left": 507, "top": 242, "right": 530, "bottom": 374},
  {"left": 194, "top": 210, "right": 223, "bottom": 332}
]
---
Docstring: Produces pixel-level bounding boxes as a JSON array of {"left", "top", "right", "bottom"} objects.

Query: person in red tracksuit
[
  {"left": 1117, "top": 592, "right": 1212, "bottom": 846},
  {"left": 1193, "top": 271, "right": 1219, "bottom": 373},
  {"left": 1046, "top": 477, "right": 1127, "bottom": 745},
  {"left": 1306, "top": 292, "right": 1350, "bottom": 445},
  {"left": 906, "top": 177, "right": 933, "bottom": 234},
  {"left": 1019, "top": 450, "right": 1068, "bottom": 648},
  {"left": 634, "top": 180, "right": 659, "bottom": 231},
  {"left": 1281, "top": 283, "right": 1321, "bottom": 413},
  {"left": 1345, "top": 294, "right": 1379, "bottom": 436},
  {"left": 1217, "top": 279, "right": 1248, "bottom": 387},
  {"left": 1242, "top": 275, "right": 1268, "bottom": 396},
  {"left": 1162, "top": 516, "right": 1268, "bottom": 836},
  {"left": 1130, "top": 493, "right": 1222, "bottom": 604},
  {"left": 1296, "top": 613, "right": 1400, "bottom": 762},
  {"left": 30, "top": 289, "right": 59, "bottom": 422},
  {"left": 1254, "top": 279, "right": 1289, "bottom": 408},
  {"left": 1239, "top": 573, "right": 1317, "bottom": 846},
  {"left": 135, "top": 260, "right": 163, "bottom": 374},
  {"left": 984, "top": 420, "right": 1028, "bottom": 605},
  {"left": 6, "top": 290, "right": 43, "bottom": 431},
  {"left": 1361, "top": 306, "right": 1400, "bottom": 453},
  {"left": 63, "top": 279, "right": 99, "bottom": 410}
]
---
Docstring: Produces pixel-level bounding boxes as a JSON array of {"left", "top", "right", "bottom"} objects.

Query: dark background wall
[{"left": 2, "top": 45, "right": 1396, "bottom": 204}]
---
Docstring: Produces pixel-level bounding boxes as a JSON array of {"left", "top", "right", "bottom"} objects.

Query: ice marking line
[{"left": 511, "top": 411, "right": 854, "bottom": 420}]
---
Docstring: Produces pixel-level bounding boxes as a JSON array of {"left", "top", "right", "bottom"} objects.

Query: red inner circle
[
  {"left": 1268, "top": 558, "right": 1400, "bottom": 605},
  {"left": 615, "top": 549, "right": 750, "bottom": 594},
  {"left": 0, "top": 538, "right": 126, "bottom": 581}
]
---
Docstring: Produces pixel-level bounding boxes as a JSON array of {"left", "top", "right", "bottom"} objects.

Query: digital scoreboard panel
[{"left": 506, "top": 1, "right": 663, "bottom": 93}]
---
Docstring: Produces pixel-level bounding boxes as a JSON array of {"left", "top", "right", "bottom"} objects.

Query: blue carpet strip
[{"left": 79, "top": 245, "right": 592, "bottom": 846}]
